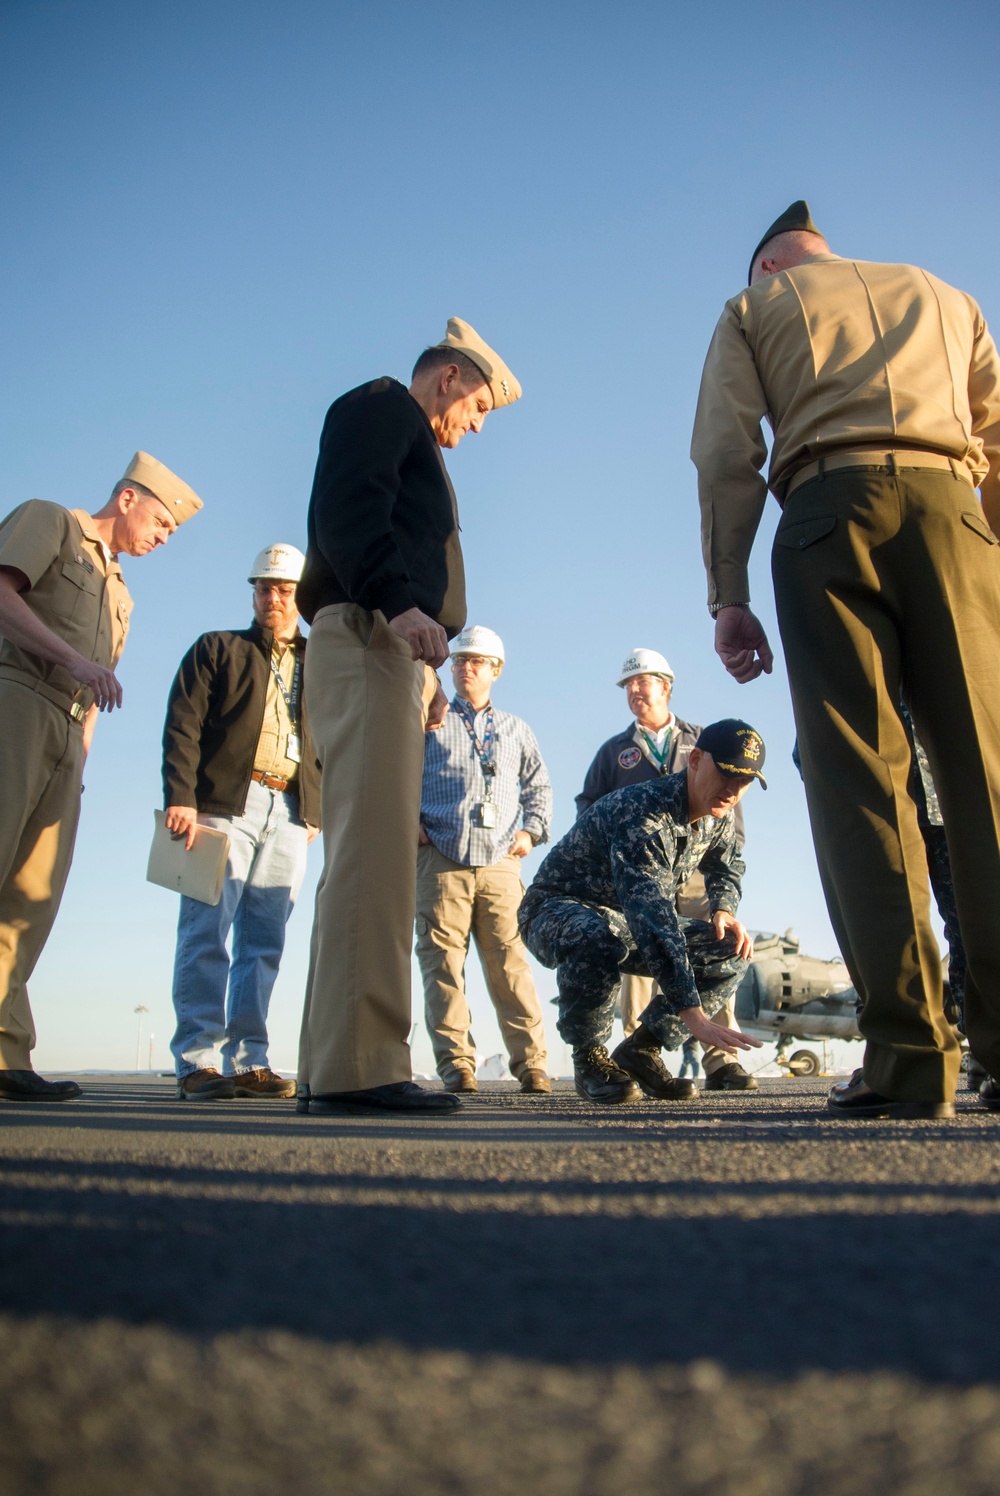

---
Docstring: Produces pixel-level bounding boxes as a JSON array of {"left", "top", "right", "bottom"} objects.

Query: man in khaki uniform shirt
[
  {"left": 0, "top": 452, "right": 202, "bottom": 1101},
  {"left": 691, "top": 200, "right": 1000, "bottom": 1118}
]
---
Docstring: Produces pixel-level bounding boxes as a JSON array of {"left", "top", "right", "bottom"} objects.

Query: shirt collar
[
  {"left": 70, "top": 509, "right": 115, "bottom": 568},
  {"left": 453, "top": 695, "right": 492, "bottom": 717},
  {"left": 635, "top": 712, "right": 674, "bottom": 739}
]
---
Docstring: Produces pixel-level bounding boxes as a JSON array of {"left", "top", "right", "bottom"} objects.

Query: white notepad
[{"left": 146, "top": 811, "right": 230, "bottom": 906}]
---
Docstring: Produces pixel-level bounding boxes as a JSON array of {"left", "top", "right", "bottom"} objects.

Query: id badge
[
  {"left": 286, "top": 733, "right": 302, "bottom": 764},
  {"left": 477, "top": 801, "right": 498, "bottom": 829}
]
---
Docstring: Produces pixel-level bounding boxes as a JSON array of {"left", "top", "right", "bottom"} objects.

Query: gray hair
[{"left": 411, "top": 346, "right": 486, "bottom": 387}]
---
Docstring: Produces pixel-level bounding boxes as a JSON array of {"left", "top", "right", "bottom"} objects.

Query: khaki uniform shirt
[
  {"left": 253, "top": 637, "right": 301, "bottom": 781},
  {"left": 0, "top": 501, "right": 133, "bottom": 714},
  {"left": 691, "top": 254, "right": 1000, "bottom": 606}
]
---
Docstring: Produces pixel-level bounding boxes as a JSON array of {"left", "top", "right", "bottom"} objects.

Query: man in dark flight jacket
[{"left": 296, "top": 318, "right": 522, "bottom": 1116}]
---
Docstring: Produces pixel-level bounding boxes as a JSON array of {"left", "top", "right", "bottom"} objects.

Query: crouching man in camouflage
[{"left": 518, "top": 720, "right": 766, "bottom": 1104}]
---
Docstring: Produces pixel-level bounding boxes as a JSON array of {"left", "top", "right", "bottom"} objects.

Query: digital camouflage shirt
[{"left": 522, "top": 769, "right": 744, "bottom": 1012}]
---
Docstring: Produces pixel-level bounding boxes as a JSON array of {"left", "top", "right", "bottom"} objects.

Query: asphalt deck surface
[{"left": 2, "top": 1073, "right": 999, "bottom": 1495}]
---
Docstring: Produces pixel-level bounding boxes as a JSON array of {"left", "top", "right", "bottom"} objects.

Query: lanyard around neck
[
  {"left": 639, "top": 724, "right": 672, "bottom": 772},
  {"left": 457, "top": 700, "right": 496, "bottom": 788},
  {"left": 269, "top": 646, "right": 301, "bottom": 728}
]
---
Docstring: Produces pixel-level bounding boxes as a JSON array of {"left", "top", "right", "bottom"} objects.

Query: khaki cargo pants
[
  {"left": 415, "top": 842, "right": 547, "bottom": 1083},
  {"left": 0, "top": 684, "right": 84, "bottom": 1070},
  {"left": 772, "top": 463, "right": 1000, "bottom": 1102},
  {"left": 619, "top": 870, "right": 743, "bottom": 1074},
  {"left": 297, "top": 605, "right": 436, "bottom": 1094}
]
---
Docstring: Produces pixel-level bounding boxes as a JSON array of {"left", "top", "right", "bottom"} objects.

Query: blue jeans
[{"left": 170, "top": 781, "right": 308, "bottom": 1077}]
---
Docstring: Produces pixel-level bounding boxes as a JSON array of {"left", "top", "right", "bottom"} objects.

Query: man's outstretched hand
[
  {"left": 678, "top": 1006, "right": 763, "bottom": 1055},
  {"left": 714, "top": 606, "right": 774, "bottom": 683}
]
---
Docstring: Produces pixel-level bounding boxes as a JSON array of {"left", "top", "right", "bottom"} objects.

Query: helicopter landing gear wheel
[{"left": 789, "top": 1049, "right": 820, "bottom": 1077}]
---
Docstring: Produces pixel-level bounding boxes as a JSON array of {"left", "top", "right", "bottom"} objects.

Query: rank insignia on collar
[{"left": 618, "top": 746, "right": 642, "bottom": 769}]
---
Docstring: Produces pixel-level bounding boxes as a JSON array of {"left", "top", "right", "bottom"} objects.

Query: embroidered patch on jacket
[{"left": 618, "top": 747, "right": 642, "bottom": 769}]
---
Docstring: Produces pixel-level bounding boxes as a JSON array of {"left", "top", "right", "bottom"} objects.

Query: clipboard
[{"left": 146, "top": 811, "right": 230, "bottom": 906}]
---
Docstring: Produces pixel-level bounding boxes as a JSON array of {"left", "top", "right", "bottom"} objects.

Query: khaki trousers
[
  {"left": 620, "top": 977, "right": 740, "bottom": 1074},
  {"left": 415, "top": 843, "right": 547, "bottom": 1082},
  {"left": 297, "top": 605, "right": 436, "bottom": 1093},
  {"left": 619, "top": 870, "right": 741, "bottom": 1074},
  {"left": 772, "top": 465, "right": 1000, "bottom": 1102},
  {"left": 0, "top": 685, "right": 84, "bottom": 1070}
]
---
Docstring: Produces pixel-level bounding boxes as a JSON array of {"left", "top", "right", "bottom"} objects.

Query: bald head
[{"left": 750, "top": 229, "right": 832, "bottom": 285}]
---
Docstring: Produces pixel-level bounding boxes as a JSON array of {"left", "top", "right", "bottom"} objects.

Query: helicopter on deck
[{"left": 734, "top": 929, "right": 860, "bottom": 1075}]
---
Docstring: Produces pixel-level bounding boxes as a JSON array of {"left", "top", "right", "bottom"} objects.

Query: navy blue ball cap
[{"left": 696, "top": 719, "right": 767, "bottom": 789}]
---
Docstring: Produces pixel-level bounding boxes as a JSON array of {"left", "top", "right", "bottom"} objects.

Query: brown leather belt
[
  {"left": 784, "top": 448, "right": 974, "bottom": 502},
  {"left": 251, "top": 769, "right": 297, "bottom": 793}
]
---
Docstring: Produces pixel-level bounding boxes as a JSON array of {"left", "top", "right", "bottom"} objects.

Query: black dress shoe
[
  {"left": 572, "top": 1045, "right": 640, "bottom": 1105},
  {"left": 979, "top": 1076, "right": 1000, "bottom": 1110},
  {"left": 297, "top": 1081, "right": 461, "bottom": 1115},
  {"left": 704, "top": 1062, "right": 759, "bottom": 1091},
  {"left": 827, "top": 1076, "right": 954, "bottom": 1119},
  {"left": 0, "top": 1069, "right": 82, "bottom": 1102},
  {"left": 611, "top": 1031, "right": 697, "bottom": 1100},
  {"left": 829, "top": 1067, "right": 864, "bottom": 1096}
]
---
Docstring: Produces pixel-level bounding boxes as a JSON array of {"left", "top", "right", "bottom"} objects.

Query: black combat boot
[
  {"left": 704, "top": 1062, "right": 759, "bottom": 1091},
  {"left": 572, "top": 1045, "right": 640, "bottom": 1105},
  {"left": 612, "top": 1025, "right": 698, "bottom": 1101}
]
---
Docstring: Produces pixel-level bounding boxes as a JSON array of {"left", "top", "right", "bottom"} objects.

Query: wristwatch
[{"left": 708, "top": 600, "right": 750, "bottom": 617}]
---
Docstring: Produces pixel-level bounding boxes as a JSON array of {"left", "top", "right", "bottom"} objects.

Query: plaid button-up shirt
[{"left": 421, "top": 696, "right": 553, "bottom": 867}]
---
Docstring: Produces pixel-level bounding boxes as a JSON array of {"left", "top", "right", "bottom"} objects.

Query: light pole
[{"left": 134, "top": 1004, "right": 149, "bottom": 1071}]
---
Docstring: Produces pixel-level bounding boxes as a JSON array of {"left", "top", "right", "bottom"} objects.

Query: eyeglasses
[{"left": 254, "top": 582, "right": 296, "bottom": 598}]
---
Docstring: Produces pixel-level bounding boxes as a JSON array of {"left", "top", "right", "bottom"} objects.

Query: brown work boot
[
  {"left": 232, "top": 1067, "right": 296, "bottom": 1098},
  {"left": 176, "top": 1068, "right": 235, "bottom": 1100},
  {"left": 442, "top": 1067, "right": 478, "bottom": 1093},
  {"left": 520, "top": 1068, "right": 551, "bottom": 1094}
]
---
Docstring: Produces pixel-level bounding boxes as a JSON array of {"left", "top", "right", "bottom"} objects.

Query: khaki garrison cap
[
  {"left": 434, "top": 317, "right": 522, "bottom": 410},
  {"left": 748, "top": 199, "right": 823, "bottom": 284},
  {"left": 120, "top": 451, "right": 203, "bottom": 525}
]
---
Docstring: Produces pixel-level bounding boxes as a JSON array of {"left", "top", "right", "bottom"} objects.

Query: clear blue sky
[{"left": 1, "top": 0, "right": 996, "bottom": 1075}]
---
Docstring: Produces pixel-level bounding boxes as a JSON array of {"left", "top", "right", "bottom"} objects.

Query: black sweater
[
  {"left": 161, "top": 623, "right": 321, "bottom": 826},
  {"left": 296, "top": 377, "right": 467, "bottom": 635}
]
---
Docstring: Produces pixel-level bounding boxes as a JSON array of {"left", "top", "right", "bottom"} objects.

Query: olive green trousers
[{"left": 772, "top": 464, "right": 1000, "bottom": 1101}]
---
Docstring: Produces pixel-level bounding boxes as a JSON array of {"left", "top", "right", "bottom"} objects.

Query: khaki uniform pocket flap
[
  {"left": 773, "top": 514, "right": 837, "bottom": 550},
  {"left": 961, "top": 510, "right": 998, "bottom": 545},
  {"left": 60, "top": 560, "right": 100, "bottom": 592}
]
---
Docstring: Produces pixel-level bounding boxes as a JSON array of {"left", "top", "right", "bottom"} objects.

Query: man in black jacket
[
  {"left": 163, "top": 544, "right": 320, "bottom": 1100},
  {"left": 296, "top": 317, "right": 521, "bottom": 1116}
]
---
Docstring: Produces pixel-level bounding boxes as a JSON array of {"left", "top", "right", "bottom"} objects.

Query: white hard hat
[
  {"left": 450, "top": 625, "right": 505, "bottom": 663},
  {"left": 617, "top": 647, "right": 674, "bottom": 686},
  {"left": 248, "top": 544, "right": 306, "bottom": 584}
]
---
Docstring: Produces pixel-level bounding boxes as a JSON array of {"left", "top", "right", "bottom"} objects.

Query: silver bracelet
[{"left": 708, "top": 600, "right": 750, "bottom": 617}]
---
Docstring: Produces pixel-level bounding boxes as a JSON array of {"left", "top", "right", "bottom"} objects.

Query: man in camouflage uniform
[{"left": 518, "top": 720, "right": 765, "bottom": 1104}]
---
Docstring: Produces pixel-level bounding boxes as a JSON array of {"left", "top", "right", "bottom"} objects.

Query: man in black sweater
[{"left": 296, "top": 318, "right": 522, "bottom": 1115}]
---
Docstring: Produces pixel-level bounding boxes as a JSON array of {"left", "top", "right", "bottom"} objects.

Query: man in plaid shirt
[{"left": 417, "top": 625, "right": 553, "bottom": 1094}]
